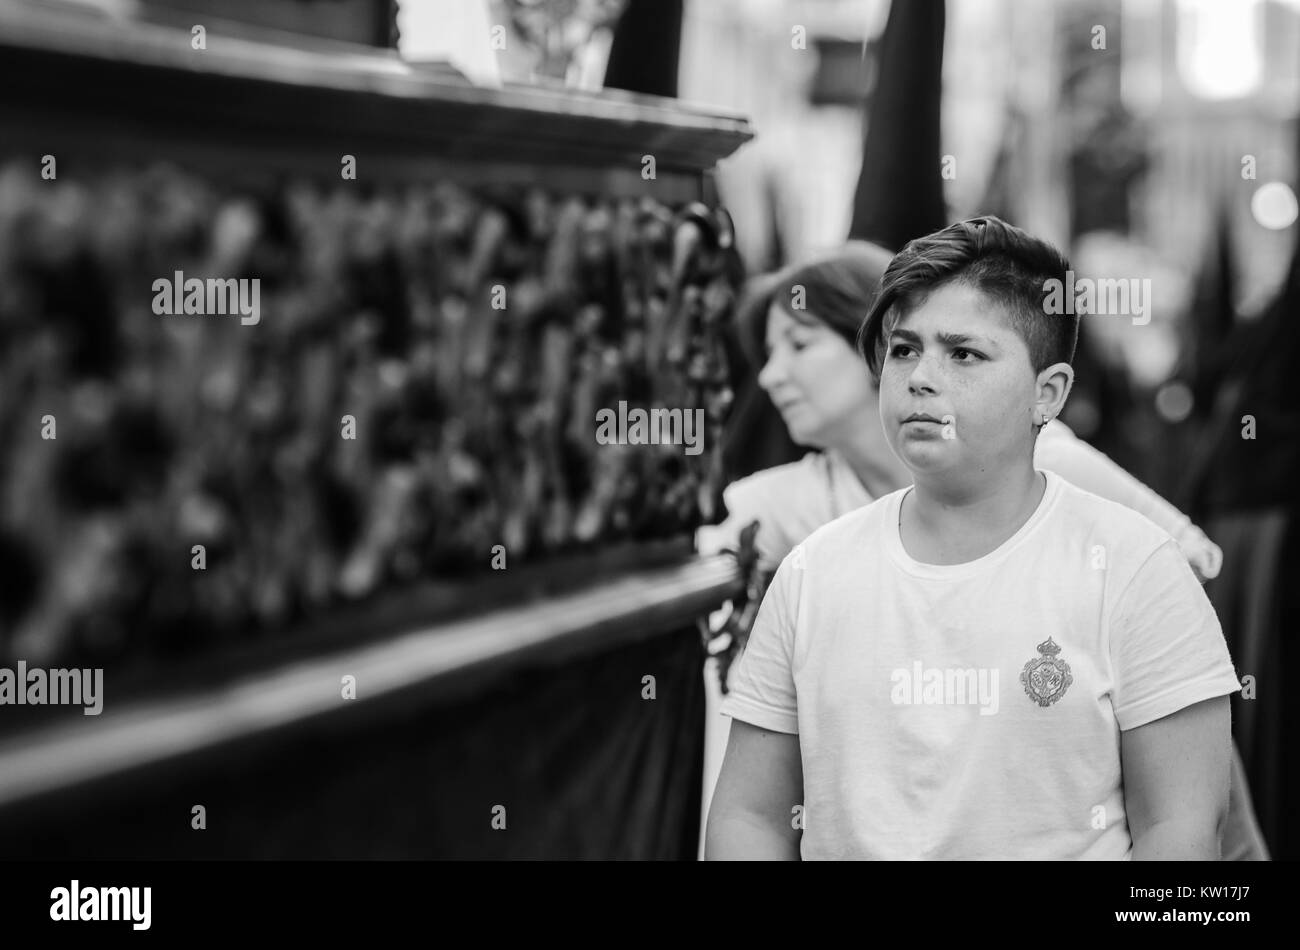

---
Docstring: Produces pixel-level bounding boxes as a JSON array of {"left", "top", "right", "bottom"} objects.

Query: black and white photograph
[{"left": 0, "top": 0, "right": 1292, "bottom": 931}]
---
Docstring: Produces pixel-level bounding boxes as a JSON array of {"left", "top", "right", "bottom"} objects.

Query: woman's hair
[{"left": 735, "top": 241, "right": 896, "bottom": 370}]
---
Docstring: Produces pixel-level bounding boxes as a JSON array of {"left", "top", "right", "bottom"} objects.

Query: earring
[{"left": 1040, "top": 414, "right": 1052, "bottom": 427}]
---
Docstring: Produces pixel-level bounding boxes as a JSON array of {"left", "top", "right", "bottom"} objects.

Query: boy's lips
[{"left": 902, "top": 412, "right": 943, "bottom": 424}]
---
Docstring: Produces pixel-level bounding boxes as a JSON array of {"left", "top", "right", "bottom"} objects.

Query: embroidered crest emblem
[{"left": 1020, "top": 637, "right": 1073, "bottom": 707}]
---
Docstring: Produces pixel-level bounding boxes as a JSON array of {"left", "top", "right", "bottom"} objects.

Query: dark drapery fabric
[
  {"left": 602, "top": 0, "right": 684, "bottom": 99},
  {"left": 1183, "top": 204, "right": 1238, "bottom": 431},
  {"left": 0, "top": 625, "right": 707, "bottom": 859},
  {"left": 1187, "top": 168, "right": 1300, "bottom": 860},
  {"left": 848, "top": 0, "right": 947, "bottom": 249},
  {"left": 1188, "top": 214, "right": 1300, "bottom": 513},
  {"left": 1205, "top": 511, "right": 1295, "bottom": 859}
]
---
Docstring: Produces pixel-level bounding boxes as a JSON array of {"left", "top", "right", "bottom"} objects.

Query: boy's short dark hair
[{"left": 856, "top": 216, "right": 1077, "bottom": 377}]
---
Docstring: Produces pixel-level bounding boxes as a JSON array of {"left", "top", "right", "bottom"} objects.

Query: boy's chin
[{"left": 895, "top": 440, "right": 957, "bottom": 474}]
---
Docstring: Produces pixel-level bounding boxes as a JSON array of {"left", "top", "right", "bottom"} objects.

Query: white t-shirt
[
  {"left": 696, "top": 420, "right": 1222, "bottom": 579},
  {"left": 719, "top": 470, "right": 1242, "bottom": 860}
]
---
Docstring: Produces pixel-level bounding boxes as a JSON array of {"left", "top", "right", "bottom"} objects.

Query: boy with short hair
[{"left": 705, "top": 216, "right": 1241, "bottom": 860}]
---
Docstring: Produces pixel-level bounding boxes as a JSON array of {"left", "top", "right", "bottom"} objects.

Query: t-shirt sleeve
[
  {"left": 719, "top": 550, "right": 801, "bottom": 734},
  {"left": 1108, "top": 539, "right": 1242, "bottom": 731}
]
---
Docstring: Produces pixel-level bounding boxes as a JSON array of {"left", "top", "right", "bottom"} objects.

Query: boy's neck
[{"left": 900, "top": 464, "right": 1046, "bottom": 566}]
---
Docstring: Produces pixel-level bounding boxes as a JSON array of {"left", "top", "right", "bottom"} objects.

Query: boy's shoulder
[
  {"left": 1043, "top": 474, "right": 1186, "bottom": 582},
  {"left": 1049, "top": 472, "right": 1176, "bottom": 543}
]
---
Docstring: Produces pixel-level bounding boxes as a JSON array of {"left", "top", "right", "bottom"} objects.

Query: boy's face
[{"left": 878, "top": 281, "right": 1047, "bottom": 485}]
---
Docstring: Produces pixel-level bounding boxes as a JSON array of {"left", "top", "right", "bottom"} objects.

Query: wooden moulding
[
  {"left": 0, "top": 553, "right": 741, "bottom": 811},
  {"left": 0, "top": 2, "right": 754, "bottom": 201},
  {"left": 0, "top": 3, "right": 751, "bottom": 806}
]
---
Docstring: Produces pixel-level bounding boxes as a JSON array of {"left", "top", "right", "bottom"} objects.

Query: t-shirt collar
[{"left": 885, "top": 469, "right": 1063, "bottom": 580}]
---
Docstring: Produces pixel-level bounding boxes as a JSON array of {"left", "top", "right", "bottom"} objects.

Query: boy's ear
[{"left": 1035, "top": 362, "right": 1075, "bottom": 423}]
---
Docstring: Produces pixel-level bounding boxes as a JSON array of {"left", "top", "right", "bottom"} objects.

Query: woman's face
[{"left": 758, "top": 302, "right": 878, "bottom": 449}]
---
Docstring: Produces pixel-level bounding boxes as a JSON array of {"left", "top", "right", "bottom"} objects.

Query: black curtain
[
  {"left": 848, "top": 0, "right": 947, "bottom": 248},
  {"left": 1184, "top": 205, "right": 1238, "bottom": 434},
  {"left": 1193, "top": 238, "right": 1300, "bottom": 514},
  {"left": 1185, "top": 181, "right": 1300, "bottom": 859},
  {"left": 603, "top": 0, "right": 684, "bottom": 98}
]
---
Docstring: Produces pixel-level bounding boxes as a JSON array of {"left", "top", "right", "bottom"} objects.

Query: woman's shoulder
[
  {"left": 1033, "top": 418, "right": 1093, "bottom": 470},
  {"left": 699, "top": 453, "right": 835, "bottom": 570},
  {"left": 723, "top": 452, "right": 832, "bottom": 509},
  {"left": 1034, "top": 418, "right": 1080, "bottom": 449}
]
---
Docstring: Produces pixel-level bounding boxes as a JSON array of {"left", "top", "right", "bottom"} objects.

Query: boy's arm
[
  {"left": 704, "top": 718, "right": 803, "bottom": 860},
  {"left": 1121, "top": 695, "right": 1231, "bottom": 860}
]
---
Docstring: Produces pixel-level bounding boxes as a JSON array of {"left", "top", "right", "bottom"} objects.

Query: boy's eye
[
  {"left": 889, "top": 343, "right": 915, "bottom": 359},
  {"left": 952, "top": 348, "right": 983, "bottom": 362}
]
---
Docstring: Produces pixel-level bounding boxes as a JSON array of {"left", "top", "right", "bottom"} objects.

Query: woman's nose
[{"left": 758, "top": 352, "right": 785, "bottom": 391}]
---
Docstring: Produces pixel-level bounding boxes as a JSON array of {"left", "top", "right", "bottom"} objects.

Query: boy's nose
[{"left": 907, "top": 355, "right": 940, "bottom": 395}]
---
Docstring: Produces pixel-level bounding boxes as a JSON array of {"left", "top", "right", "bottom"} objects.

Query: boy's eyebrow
[
  {"left": 887, "top": 327, "right": 998, "bottom": 349},
  {"left": 935, "top": 331, "right": 998, "bottom": 349}
]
